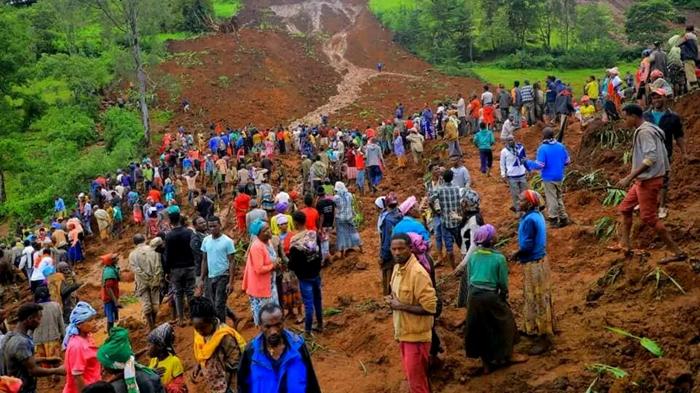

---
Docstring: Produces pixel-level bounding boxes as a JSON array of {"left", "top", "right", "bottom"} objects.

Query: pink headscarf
[
  {"left": 399, "top": 196, "right": 417, "bottom": 216},
  {"left": 474, "top": 224, "right": 497, "bottom": 245}
]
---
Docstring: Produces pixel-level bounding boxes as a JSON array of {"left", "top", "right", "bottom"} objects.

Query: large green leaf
[{"left": 640, "top": 337, "right": 664, "bottom": 357}]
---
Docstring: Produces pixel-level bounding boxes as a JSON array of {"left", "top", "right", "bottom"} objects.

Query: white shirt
[
  {"left": 456, "top": 98, "right": 466, "bottom": 117},
  {"left": 451, "top": 166, "right": 471, "bottom": 189},
  {"left": 30, "top": 256, "right": 53, "bottom": 281},
  {"left": 275, "top": 192, "right": 291, "bottom": 205},
  {"left": 19, "top": 246, "right": 34, "bottom": 271},
  {"left": 500, "top": 147, "right": 527, "bottom": 178},
  {"left": 481, "top": 91, "right": 494, "bottom": 105},
  {"left": 500, "top": 119, "right": 516, "bottom": 140}
]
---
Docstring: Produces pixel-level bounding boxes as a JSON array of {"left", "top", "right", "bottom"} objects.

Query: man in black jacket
[
  {"left": 287, "top": 211, "right": 323, "bottom": 336},
  {"left": 164, "top": 211, "right": 195, "bottom": 326}
]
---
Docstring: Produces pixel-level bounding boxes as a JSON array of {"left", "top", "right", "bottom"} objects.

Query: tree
[
  {"left": 625, "top": 0, "right": 675, "bottom": 45},
  {"left": 505, "top": 0, "right": 541, "bottom": 47},
  {"left": 576, "top": 3, "right": 615, "bottom": 49},
  {"left": 91, "top": 0, "right": 156, "bottom": 146}
]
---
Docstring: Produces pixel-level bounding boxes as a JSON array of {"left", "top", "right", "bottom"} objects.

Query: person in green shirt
[
  {"left": 473, "top": 122, "right": 496, "bottom": 176},
  {"left": 463, "top": 224, "right": 526, "bottom": 373}
]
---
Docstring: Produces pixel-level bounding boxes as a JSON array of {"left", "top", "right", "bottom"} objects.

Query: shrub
[
  {"left": 495, "top": 50, "right": 556, "bottom": 69},
  {"left": 31, "top": 106, "right": 97, "bottom": 148},
  {"left": 102, "top": 107, "right": 143, "bottom": 151}
]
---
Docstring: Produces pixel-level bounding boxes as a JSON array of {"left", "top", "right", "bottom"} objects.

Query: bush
[
  {"left": 495, "top": 50, "right": 556, "bottom": 69},
  {"left": 555, "top": 46, "right": 619, "bottom": 69},
  {"left": 31, "top": 106, "right": 97, "bottom": 148},
  {"left": 102, "top": 107, "right": 144, "bottom": 151}
]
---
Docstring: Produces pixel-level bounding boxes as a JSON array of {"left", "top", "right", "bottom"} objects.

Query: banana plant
[
  {"left": 602, "top": 188, "right": 627, "bottom": 207},
  {"left": 605, "top": 326, "right": 664, "bottom": 357}
]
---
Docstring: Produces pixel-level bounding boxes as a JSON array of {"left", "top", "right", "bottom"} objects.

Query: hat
[
  {"left": 374, "top": 196, "right": 386, "bottom": 210},
  {"left": 650, "top": 87, "right": 668, "bottom": 97},
  {"left": 277, "top": 215, "right": 289, "bottom": 226},
  {"left": 149, "top": 237, "right": 164, "bottom": 248},
  {"left": 398, "top": 196, "right": 417, "bottom": 215}
]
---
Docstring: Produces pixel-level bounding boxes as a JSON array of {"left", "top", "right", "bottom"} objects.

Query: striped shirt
[{"left": 520, "top": 85, "right": 534, "bottom": 103}]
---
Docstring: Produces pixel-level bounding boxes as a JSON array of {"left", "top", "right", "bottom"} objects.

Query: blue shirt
[
  {"left": 201, "top": 234, "right": 236, "bottom": 278},
  {"left": 54, "top": 198, "right": 65, "bottom": 212},
  {"left": 518, "top": 210, "right": 547, "bottom": 263},
  {"left": 380, "top": 210, "right": 403, "bottom": 263},
  {"left": 392, "top": 217, "right": 430, "bottom": 242},
  {"left": 208, "top": 136, "right": 221, "bottom": 152},
  {"left": 650, "top": 111, "right": 663, "bottom": 125},
  {"left": 534, "top": 140, "right": 570, "bottom": 182}
]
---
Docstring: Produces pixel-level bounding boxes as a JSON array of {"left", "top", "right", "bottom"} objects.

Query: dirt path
[{"left": 267, "top": 0, "right": 417, "bottom": 127}]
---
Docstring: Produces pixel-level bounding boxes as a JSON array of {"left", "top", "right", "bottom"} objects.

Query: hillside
[{"left": 31, "top": 0, "right": 700, "bottom": 392}]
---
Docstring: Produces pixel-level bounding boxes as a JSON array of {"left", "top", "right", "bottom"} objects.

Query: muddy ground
[{"left": 35, "top": 1, "right": 700, "bottom": 392}]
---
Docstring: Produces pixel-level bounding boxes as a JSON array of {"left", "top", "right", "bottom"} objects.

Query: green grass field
[
  {"left": 212, "top": 0, "right": 241, "bottom": 19},
  {"left": 368, "top": 0, "right": 415, "bottom": 13}
]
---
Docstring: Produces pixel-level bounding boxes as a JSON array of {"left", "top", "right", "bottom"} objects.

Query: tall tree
[
  {"left": 505, "top": 0, "right": 541, "bottom": 47},
  {"left": 576, "top": 3, "right": 615, "bottom": 49},
  {"left": 625, "top": 0, "right": 675, "bottom": 45},
  {"left": 91, "top": 0, "right": 157, "bottom": 146}
]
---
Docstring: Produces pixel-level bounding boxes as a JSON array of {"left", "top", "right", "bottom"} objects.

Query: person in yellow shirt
[
  {"left": 583, "top": 75, "right": 600, "bottom": 109},
  {"left": 148, "top": 323, "right": 188, "bottom": 393},
  {"left": 576, "top": 96, "right": 597, "bottom": 128},
  {"left": 387, "top": 233, "right": 437, "bottom": 393}
]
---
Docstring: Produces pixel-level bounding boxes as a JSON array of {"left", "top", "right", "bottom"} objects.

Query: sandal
[{"left": 659, "top": 252, "right": 688, "bottom": 265}]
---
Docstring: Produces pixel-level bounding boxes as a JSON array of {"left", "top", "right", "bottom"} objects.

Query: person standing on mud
[
  {"left": 531, "top": 128, "right": 570, "bottom": 228},
  {"left": 387, "top": 233, "right": 437, "bottom": 393},
  {"left": 614, "top": 104, "right": 687, "bottom": 264},
  {"left": 129, "top": 234, "right": 163, "bottom": 330},
  {"left": 642, "top": 88, "right": 687, "bottom": 219},
  {"left": 429, "top": 170, "right": 463, "bottom": 268},
  {"left": 164, "top": 211, "right": 195, "bottom": 327},
  {"left": 379, "top": 193, "right": 402, "bottom": 295},
  {"left": 511, "top": 190, "right": 554, "bottom": 355}
]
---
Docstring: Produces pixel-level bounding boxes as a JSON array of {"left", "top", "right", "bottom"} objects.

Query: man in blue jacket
[
  {"left": 379, "top": 193, "right": 403, "bottom": 295},
  {"left": 238, "top": 303, "right": 321, "bottom": 393},
  {"left": 532, "top": 128, "right": 571, "bottom": 228}
]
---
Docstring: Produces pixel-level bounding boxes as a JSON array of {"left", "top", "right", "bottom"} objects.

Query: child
[
  {"left": 392, "top": 130, "right": 406, "bottom": 168},
  {"left": 148, "top": 323, "right": 188, "bottom": 393},
  {"left": 473, "top": 122, "right": 496, "bottom": 176},
  {"left": 100, "top": 253, "right": 120, "bottom": 332}
]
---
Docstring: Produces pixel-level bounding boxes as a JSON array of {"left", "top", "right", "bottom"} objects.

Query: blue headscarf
[
  {"left": 62, "top": 301, "right": 97, "bottom": 349},
  {"left": 248, "top": 219, "right": 266, "bottom": 236}
]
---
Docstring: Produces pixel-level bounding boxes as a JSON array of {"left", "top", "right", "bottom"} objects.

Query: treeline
[
  {"left": 0, "top": 0, "right": 219, "bottom": 221},
  {"left": 370, "top": 0, "right": 689, "bottom": 69}
]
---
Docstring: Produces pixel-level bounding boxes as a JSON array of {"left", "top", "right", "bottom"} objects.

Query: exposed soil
[{"left": 37, "top": 1, "right": 700, "bottom": 392}]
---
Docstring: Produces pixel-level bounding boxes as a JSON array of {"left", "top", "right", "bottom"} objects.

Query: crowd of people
[{"left": 0, "top": 25, "right": 695, "bottom": 393}]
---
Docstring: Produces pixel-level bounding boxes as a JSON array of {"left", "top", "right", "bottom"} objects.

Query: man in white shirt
[
  {"left": 500, "top": 136, "right": 529, "bottom": 213},
  {"left": 481, "top": 85, "right": 494, "bottom": 106},
  {"left": 456, "top": 93, "right": 467, "bottom": 136},
  {"left": 30, "top": 248, "right": 54, "bottom": 291},
  {"left": 274, "top": 188, "right": 291, "bottom": 205},
  {"left": 449, "top": 155, "right": 471, "bottom": 189},
  {"left": 19, "top": 240, "right": 35, "bottom": 280},
  {"left": 500, "top": 114, "right": 518, "bottom": 141}
]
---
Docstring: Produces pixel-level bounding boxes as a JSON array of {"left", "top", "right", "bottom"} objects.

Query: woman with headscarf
[
  {"left": 241, "top": 220, "right": 281, "bottom": 326},
  {"left": 453, "top": 188, "right": 485, "bottom": 308},
  {"left": 511, "top": 190, "right": 554, "bottom": 355},
  {"left": 147, "top": 323, "right": 188, "bottom": 393},
  {"left": 392, "top": 196, "right": 430, "bottom": 242},
  {"left": 190, "top": 297, "right": 245, "bottom": 393},
  {"left": 97, "top": 327, "right": 164, "bottom": 393},
  {"left": 463, "top": 225, "right": 526, "bottom": 373},
  {"left": 270, "top": 202, "right": 295, "bottom": 236},
  {"left": 333, "top": 182, "right": 363, "bottom": 259},
  {"left": 62, "top": 301, "right": 101, "bottom": 393}
]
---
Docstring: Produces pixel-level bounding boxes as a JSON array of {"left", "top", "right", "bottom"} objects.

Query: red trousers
[
  {"left": 399, "top": 342, "right": 431, "bottom": 393},
  {"left": 236, "top": 213, "right": 246, "bottom": 232},
  {"left": 618, "top": 176, "right": 664, "bottom": 228}
]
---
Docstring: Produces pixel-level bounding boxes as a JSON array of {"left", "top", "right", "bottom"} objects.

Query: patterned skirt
[
  {"left": 248, "top": 277, "right": 279, "bottom": 326},
  {"left": 336, "top": 221, "right": 362, "bottom": 251},
  {"left": 522, "top": 258, "right": 554, "bottom": 336}
]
